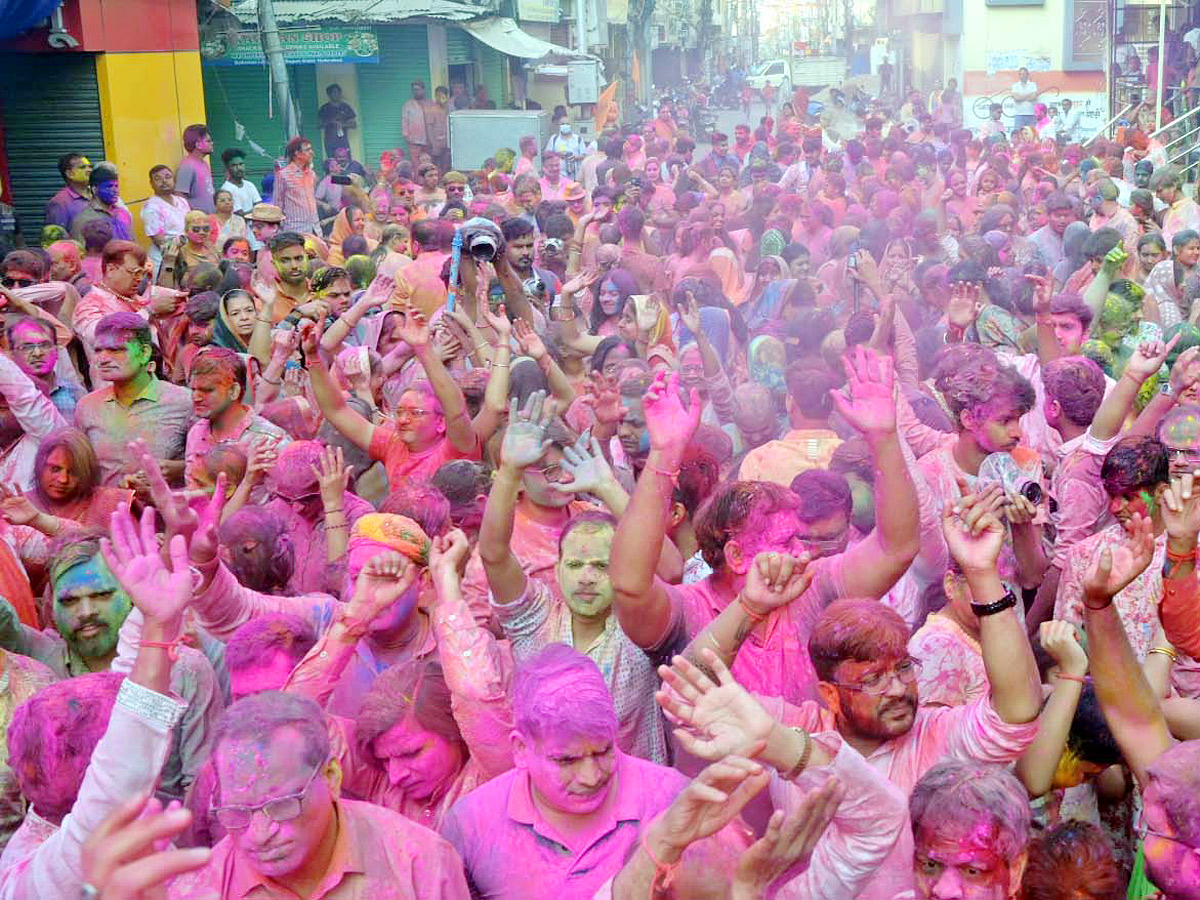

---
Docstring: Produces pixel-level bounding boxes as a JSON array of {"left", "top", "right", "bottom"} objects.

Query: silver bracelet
[{"left": 117, "top": 677, "right": 186, "bottom": 729}]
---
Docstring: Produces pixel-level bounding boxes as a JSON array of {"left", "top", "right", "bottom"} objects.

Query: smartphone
[{"left": 331, "top": 174, "right": 353, "bottom": 185}]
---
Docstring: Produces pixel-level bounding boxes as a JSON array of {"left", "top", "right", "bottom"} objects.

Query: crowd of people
[{"left": 0, "top": 71, "right": 1199, "bottom": 900}]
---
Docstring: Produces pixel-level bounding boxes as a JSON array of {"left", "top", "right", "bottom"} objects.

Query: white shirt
[
  {"left": 1058, "top": 107, "right": 1084, "bottom": 143},
  {"left": 139, "top": 194, "right": 191, "bottom": 268},
  {"left": 1011, "top": 79, "right": 1039, "bottom": 115},
  {"left": 220, "top": 178, "right": 262, "bottom": 216}
]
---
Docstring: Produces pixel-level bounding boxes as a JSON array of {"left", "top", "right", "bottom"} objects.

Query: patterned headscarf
[{"left": 348, "top": 513, "right": 431, "bottom": 565}]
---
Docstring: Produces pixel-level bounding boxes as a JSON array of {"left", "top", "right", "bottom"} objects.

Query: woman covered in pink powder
[{"left": 283, "top": 528, "right": 513, "bottom": 829}]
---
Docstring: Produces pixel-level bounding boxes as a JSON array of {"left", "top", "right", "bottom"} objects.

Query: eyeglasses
[
  {"left": 14, "top": 341, "right": 54, "bottom": 355},
  {"left": 797, "top": 532, "right": 847, "bottom": 554},
  {"left": 1165, "top": 446, "right": 1200, "bottom": 466},
  {"left": 528, "top": 462, "right": 564, "bottom": 481},
  {"left": 0, "top": 277, "right": 35, "bottom": 289},
  {"left": 831, "top": 657, "right": 922, "bottom": 694},
  {"left": 212, "top": 761, "right": 324, "bottom": 831},
  {"left": 1138, "top": 821, "right": 1197, "bottom": 853},
  {"left": 395, "top": 406, "right": 434, "bottom": 421}
]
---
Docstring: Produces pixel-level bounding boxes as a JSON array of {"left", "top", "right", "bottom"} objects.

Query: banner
[
  {"left": 202, "top": 26, "right": 380, "bottom": 66},
  {"left": 516, "top": 0, "right": 561, "bottom": 23}
]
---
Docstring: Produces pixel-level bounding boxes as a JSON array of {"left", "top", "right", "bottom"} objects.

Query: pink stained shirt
[
  {"left": 184, "top": 409, "right": 290, "bottom": 489},
  {"left": 759, "top": 695, "right": 1039, "bottom": 900},
  {"left": 440, "top": 752, "right": 689, "bottom": 900},
  {"left": 168, "top": 798, "right": 471, "bottom": 900},
  {"left": 262, "top": 490, "right": 374, "bottom": 596},
  {"left": 1048, "top": 428, "right": 1119, "bottom": 570},
  {"left": 368, "top": 420, "right": 482, "bottom": 488},
  {"left": 651, "top": 552, "right": 850, "bottom": 705},
  {"left": 908, "top": 613, "right": 988, "bottom": 708}
]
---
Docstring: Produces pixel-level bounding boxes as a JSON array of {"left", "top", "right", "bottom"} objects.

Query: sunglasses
[{"left": 0, "top": 277, "right": 35, "bottom": 289}]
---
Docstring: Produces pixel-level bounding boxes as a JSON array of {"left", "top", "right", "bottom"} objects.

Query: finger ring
[{"left": 81, "top": 885, "right": 101, "bottom": 900}]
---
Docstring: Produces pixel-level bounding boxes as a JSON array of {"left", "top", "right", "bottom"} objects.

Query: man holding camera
[{"left": 500, "top": 218, "right": 558, "bottom": 309}]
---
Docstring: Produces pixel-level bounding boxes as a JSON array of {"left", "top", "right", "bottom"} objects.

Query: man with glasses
[
  {"left": 70, "top": 241, "right": 186, "bottom": 387},
  {"left": 44, "top": 152, "right": 93, "bottom": 231},
  {"left": 674, "top": 492, "right": 1040, "bottom": 900},
  {"left": 172, "top": 690, "right": 469, "bottom": 899},
  {"left": 473, "top": 390, "right": 680, "bottom": 763},
  {"left": 4, "top": 316, "right": 83, "bottom": 417},
  {"left": 305, "top": 303, "right": 481, "bottom": 489}
]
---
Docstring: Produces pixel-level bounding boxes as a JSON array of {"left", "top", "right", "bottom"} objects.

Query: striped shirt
[{"left": 271, "top": 161, "right": 319, "bottom": 234}]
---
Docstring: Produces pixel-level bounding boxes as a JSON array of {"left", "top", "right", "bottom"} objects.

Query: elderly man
[
  {"left": 168, "top": 690, "right": 468, "bottom": 898},
  {"left": 70, "top": 240, "right": 186, "bottom": 385}
]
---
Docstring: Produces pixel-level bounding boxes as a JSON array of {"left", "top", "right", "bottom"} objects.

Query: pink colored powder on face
[
  {"left": 374, "top": 717, "right": 463, "bottom": 800},
  {"left": 914, "top": 826, "right": 1014, "bottom": 900},
  {"left": 520, "top": 731, "right": 617, "bottom": 815}
]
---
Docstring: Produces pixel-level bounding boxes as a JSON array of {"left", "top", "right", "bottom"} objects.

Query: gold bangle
[
  {"left": 785, "top": 728, "right": 812, "bottom": 780},
  {"left": 1150, "top": 646, "right": 1178, "bottom": 663}
]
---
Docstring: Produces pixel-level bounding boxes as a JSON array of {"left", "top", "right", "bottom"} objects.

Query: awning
[
  {"left": 226, "top": 0, "right": 487, "bottom": 24},
  {"left": 464, "top": 17, "right": 593, "bottom": 60},
  {"left": 0, "top": 0, "right": 63, "bottom": 40}
]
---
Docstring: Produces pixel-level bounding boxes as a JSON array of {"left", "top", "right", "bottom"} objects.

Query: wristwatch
[{"left": 971, "top": 590, "right": 1018, "bottom": 617}]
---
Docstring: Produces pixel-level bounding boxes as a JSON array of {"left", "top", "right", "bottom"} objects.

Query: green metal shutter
[
  {"left": 479, "top": 44, "right": 508, "bottom": 108},
  {"left": 0, "top": 52, "right": 104, "bottom": 231},
  {"left": 202, "top": 62, "right": 322, "bottom": 187},
  {"left": 358, "top": 24, "right": 431, "bottom": 164},
  {"left": 446, "top": 28, "right": 474, "bottom": 65}
]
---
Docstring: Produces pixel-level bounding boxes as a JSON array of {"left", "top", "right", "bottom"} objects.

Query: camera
[
  {"left": 330, "top": 174, "right": 353, "bottom": 185},
  {"left": 523, "top": 276, "right": 546, "bottom": 298},
  {"left": 460, "top": 217, "right": 506, "bottom": 263},
  {"left": 1019, "top": 481, "right": 1043, "bottom": 504},
  {"left": 542, "top": 237, "right": 564, "bottom": 257}
]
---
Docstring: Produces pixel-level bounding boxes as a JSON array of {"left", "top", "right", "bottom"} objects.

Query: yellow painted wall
[
  {"left": 96, "top": 50, "right": 207, "bottom": 241},
  {"left": 960, "top": 0, "right": 1067, "bottom": 72}
]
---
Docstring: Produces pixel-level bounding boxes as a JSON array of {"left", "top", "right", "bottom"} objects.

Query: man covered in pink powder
[{"left": 610, "top": 349, "right": 921, "bottom": 705}]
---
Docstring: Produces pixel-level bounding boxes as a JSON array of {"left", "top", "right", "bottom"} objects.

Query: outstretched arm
[
  {"left": 943, "top": 494, "right": 1042, "bottom": 725},
  {"left": 1080, "top": 513, "right": 1169, "bottom": 784},
  {"left": 302, "top": 318, "right": 376, "bottom": 453},
  {"left": 1014, "top": 622, "right": 1090, "bottom": 796},
  {"left": 398, "top": 304, "right": 477, "bottom": 453},
  {"left": 479, "top": 392, "right": 556, "bottom": 606},
  {"left": 829, "top": 348, "right": 920, "bottom": 599},
  {"left": 610, "top": 371, "right": 701, "bottom": 648}
]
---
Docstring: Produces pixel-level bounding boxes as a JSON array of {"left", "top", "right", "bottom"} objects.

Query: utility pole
[{"left": 259, "top": 0, "right": 299, "bottom": 139}]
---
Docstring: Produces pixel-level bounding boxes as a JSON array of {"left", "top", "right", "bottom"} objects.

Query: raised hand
[
  {"left": 396, "top": 303, "right": 431, "bottom": 349},
  {"left": 657, "top": 650, "right": 775, "bottom": 761},
  {"left": 741, "top": 551, "right": 815, "bottom": 614},
  {"left": 579, "top": 373, "right": 623, "bottom": 426},
  {"left": 298, "top": 317, "right": 324, "bottom": 359},
  {"left": 100, "top": 505, "right": 194, "bottom": 625},
  {"left": 733, "top": 779, "right": 844, "bottom": 895},
  {"left": 243, "top": 441, "right": 278, "bottom": 486},
  {"left": 942, "top": 485, "right": 1005, "bottom": 575},
  {"left": 831, "top": 346, "right": 896, "bottom": 438},
  {"left": 947, "top": 282, "right": 982, "bottom": 331},
  {"left": 1162, "top": 470, "right": 1200, "bottom": 543},
  {"left": 0, "top": 483, "right": 40, "bottom": 527},
  {"left": 1102, "top": 246, "right": 1128, "bottom": 278},
  {"left": 81, "top": 793, "right": 213, "bottom": 900},
  {"left": 349, "top": 550, "right": 419, "bottom": 622},
  {"left": 644, "top": 370, "right": 701, "bottom": 455},
  {"left": 1125, "top": 334, "right": 1180, "bottom": 383},
  {"left": 271, "top": 327, "right": 301, "bottom": 362},
  {"left": 1039, "top": 620, "right": 1089, "bottom": 678},
  {"left": 1025, "top": 273, "right": 1053, "bottom": 316},
  {"left": 551, "top": 432, "right": 615, "bottom": 496},
  {"left": 513, "top": 318, "right": 547, "bottom": 360},
  {"left": 432, "top": 325, "right": 463, "bottom": 364},
  {"left": 427, "top": 529, "right": 471, "bottom": 586},
  {"left": 677, "top": 290, "right": 703, "bottom": 336},
  {"left": 312, "top": 444, "right": 353, "bottom": 508},
  {"left": 500, "top": 390, "right": 555, "bottom": 470},
  {"left": 479, "top": 301, "right": 512, "bottom": 343},
  {"left": 562, "top": 267, "right": 600, "bottom": 297},
  {"left": 1082, "top": 512, "right": 1155, "bottom": 608},
  {"left": 650, "top": 755, "right": 770, "bottom": 856}
]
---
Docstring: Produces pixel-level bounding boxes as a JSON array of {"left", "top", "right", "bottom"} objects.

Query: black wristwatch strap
[{"left": 971, "top": 590, "right": 1018, "bottom": 617}]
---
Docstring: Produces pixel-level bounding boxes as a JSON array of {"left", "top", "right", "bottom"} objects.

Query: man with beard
[
  {"left": 477, "top": 391, "right": 681, "bottom": 763},
  {"left": 265, "top": 232, "right": 328, "bottom": 324},
  {"left": 674, "top": 494, "right": 1040, "bottom": 900},
  {"left": 500, "top": 216, "right": 557, "bottom": 306},
  {"left": 0, "top": 531, "right": 222, "bottom": 799}
]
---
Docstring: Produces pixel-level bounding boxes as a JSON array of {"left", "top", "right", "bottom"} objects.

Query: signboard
[
  {"left": 985, "top": 50, "right": 1051, "bottom": 75},
  {"left": 516, "top": 0, "right": 562, "bottom": 23},
  {"left": 201, "top": 26, "right": 380, "bottom": 66}
]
